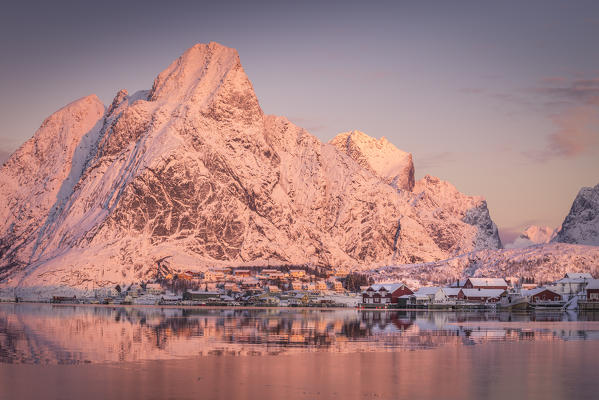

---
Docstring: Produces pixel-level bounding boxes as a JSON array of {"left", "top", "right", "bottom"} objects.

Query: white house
[
  {"left": 553, "top": 273, "right": 594, "bottom": 299},
  {"left": 146, "top": 283, "right": 164, "bottom": 295}
]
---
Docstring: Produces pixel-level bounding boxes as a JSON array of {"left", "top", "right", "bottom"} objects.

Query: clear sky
[{"left": 1, "top": 0, "right": 598, "bottom": 244}]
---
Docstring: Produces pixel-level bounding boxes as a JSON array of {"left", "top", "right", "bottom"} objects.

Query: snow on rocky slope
[
  {"left": 0, "top": 42, "right": 503, "bottom": 298},
  {"left": 330, "top": 130, "right": 415, "bottom": 191},
  {"left": 330, "top": 131, "right": 502, "bottom": 257},
  {"left": 554, "top": 183, "right": 599, "bottom": 246},
  {"left": 372, "top": 243, "right": 599, "bottom": 288},
  {"left": 506, "top": 225, "right": 557, "bottom": 249},
  {"left": 0, "top": 96, "right": 105, "bottom": 276}
]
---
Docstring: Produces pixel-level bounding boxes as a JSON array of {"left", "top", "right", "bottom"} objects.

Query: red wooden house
[
  {"left": 362, "top": 283, "right": 413, "bottom": 305},
  {"left": 585, "top": 280, "right": 599, "bottom": 302},
  {"left": 523, "top": 288, "right": 562, "bottom": 303}
]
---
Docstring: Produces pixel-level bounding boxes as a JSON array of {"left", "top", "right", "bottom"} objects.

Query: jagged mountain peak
[
  {"left": 411, "top": 174, "right": 502, "bottom": 252},
  {"left": 330, "top": 130, "right": 415, "bottom": 191},
  {"left": 521, "top": 225, "right": 556, "bottom": 243},
  {"left": 554, "top": 183, "right": 599, "bottom": 246},
  {"left": 148, "top": 42, "right": 259, "bottom": 111},
  {"left": 413, "top": 175, "right": 482, "bottom": 206},
  {"left": 505, "top": 225, "right": 557, "bottom": 249}
]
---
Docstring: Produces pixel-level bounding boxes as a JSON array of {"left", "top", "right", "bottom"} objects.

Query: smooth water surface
[{"left": 1, "top": 303, "right": 598, "bottom": 399}]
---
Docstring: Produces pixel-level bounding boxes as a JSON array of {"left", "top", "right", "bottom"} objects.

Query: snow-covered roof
[
  {"left": 522, "top": 287, "right": 560, "bottom": 297},
  {"left": 586, "top": 279, "right": 599, "bottom": 290},
  {"left": 369, "top": 283, "right": 406, "bottom": 293},
  {"left": 466, "top": 278, "right": 507, "bottom": 287},
  {"left": 413, "top": 286, "right": 441, "bottom": 296},
  {"left": 460, "top": 289, "right": 505, "bottom": 298},
  {"left": 556, "top": 277, "right": 589, "bottom": 284},
  {"left": 440, "top": 288, "right": 461, "bottom": 296},
  {"left": 564, "top": 272, "right": 593, "bottom": 279}
]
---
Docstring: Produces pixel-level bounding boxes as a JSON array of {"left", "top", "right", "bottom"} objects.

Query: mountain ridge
[{"left": 0, "top": 42, "right": 504, "bottom": 298}]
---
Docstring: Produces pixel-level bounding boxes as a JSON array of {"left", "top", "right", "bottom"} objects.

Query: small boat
[
  {"left": 531, "top": 300, "right": 566, "bottom": 309},
  {"left": 498, "top": 291, "right": 529, "bottom": 310}
]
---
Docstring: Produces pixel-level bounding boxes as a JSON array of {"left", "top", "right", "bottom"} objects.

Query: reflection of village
[{"left": 1, "top": 304, "right": 599, "bottom": 365}]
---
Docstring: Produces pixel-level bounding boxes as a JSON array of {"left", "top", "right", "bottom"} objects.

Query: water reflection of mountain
[{"left": 1, "top": 304, "right": 598, "bottom": 365}]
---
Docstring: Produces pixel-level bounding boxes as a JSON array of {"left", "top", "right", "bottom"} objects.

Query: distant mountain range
[{"left": 0, "top": 42, "right": 596, "bottom": 298}]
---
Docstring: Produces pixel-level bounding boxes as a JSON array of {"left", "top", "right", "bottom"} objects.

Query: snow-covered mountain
[
  {"left": 521, "top": 225, "right": 557, "bottom": 243},
  {"left": 554, "top": 183, "right": 599, "bottom": 246},
  {"left": 330, "top": 132, "right": 503, "bottom": 259},
  {"left": 506, "top": 225, "right": 557, "bottom": 249},
  {"left": 0, "top": 42, "right": 502, "bottom": 297},
  {"left": 372, "top": 243, "right": 599, "bottom": 288},
  {"left": 373, "top": 183, "right": 599, "bottom": 287},
  {"left": 330, "top": 131, "right": 415, "bottom": 191}
]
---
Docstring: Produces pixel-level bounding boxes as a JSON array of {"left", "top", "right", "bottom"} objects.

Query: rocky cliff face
[
  {"left": 554, "top": 183, "right": 599, "bottom": 246},
  {"left": 330, "top": 131, "right": 415, "bottom": 191},
  {"left": 0, "top": 42, "right": 502, "bottom": 297},
  {"left": 411, "top": 175, "right": 502, "bottom": 253},
  {"left": 330, "top": 132, "right": 502, "bottom": 256}
]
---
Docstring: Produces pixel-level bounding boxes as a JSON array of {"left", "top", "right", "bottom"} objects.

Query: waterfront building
[
  {"left": 362, "top": 283, "right": 413, "bottom": 305},
  {"left": 439, "top": 287, "right": 461, "bottom": 299},
  {"left": 584, "top": 280, "right": 599, "bottom": 301},
  {"left": 146, "top": 283, "right": 164, "bottom": 295},
  {"left": 458, "top": 288, "right": 506, "bottom": 303},
  {"left": 462, "top": 278, "right": 508, "bottom": 290},
  {"left": 552, "top": 273, "right": 594, "bottom": 299},
  {"left": 183, "top": 290, "right": 221, "bottom": 301},
  {"left": 522, "top": 288, "right": 562, "bottom": 303}
]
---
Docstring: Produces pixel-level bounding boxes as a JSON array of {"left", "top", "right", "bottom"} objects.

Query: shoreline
[{"left": 0, "top": 300, "right": 584, "bottom": 313}]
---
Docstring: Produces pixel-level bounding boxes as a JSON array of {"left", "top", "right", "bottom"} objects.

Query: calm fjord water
[{"left": 1, "top": 304, "right": 598, "bottom": 399}]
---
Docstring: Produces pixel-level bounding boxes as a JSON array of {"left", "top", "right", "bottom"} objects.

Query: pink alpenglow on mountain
[
  {"left": 0, "top": 42, "right": 503, "bottom": 299},
  {"left": 506, "top": 225, "right": 557, "bottom": 249},
  {"left": 330, "top": 130, "right": 415, "bottom": 191}
]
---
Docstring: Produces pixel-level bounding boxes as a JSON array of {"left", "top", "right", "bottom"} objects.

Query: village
[
  {"left": 361, "top": 272, "right": 599, "bottom": 311},
  {"left": 37, "top": 265, "right": 599, "bottom": 311}
]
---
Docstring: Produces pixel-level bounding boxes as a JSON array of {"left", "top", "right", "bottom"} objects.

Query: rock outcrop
[
  {"left": 330, "top": 130, "right": 415, "bottom": 191},
  {"left": 554, "top": 183, "right": 599, "bottom": 246}
]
